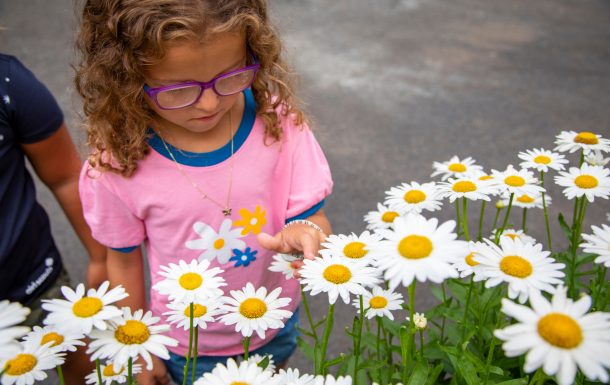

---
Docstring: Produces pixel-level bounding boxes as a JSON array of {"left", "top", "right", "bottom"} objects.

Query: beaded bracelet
[{"left": 283, "top": 219, "right": 324, "bottom": 233}]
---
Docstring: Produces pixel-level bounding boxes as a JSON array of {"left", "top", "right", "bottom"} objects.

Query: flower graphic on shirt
[
  {"left": 229, "top": 247, "right": 258, "bottom": 267},
  {"left": 186, "top": 219, "right": 246, "bottom": 264},
  {"left": 233, "top": 205, "right": 267, "bottom": 235}
]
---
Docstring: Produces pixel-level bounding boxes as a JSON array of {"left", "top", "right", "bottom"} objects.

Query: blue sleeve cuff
[
  {"left": 111, "top": 246, "right": 138, "bottom": 253},
  {"left": 286, "top": 200, "right": 325, "bottom": 223}
]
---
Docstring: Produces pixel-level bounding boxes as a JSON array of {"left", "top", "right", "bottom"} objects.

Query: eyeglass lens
[{"left": 156, "top": 69, "right": 256, "bottom": 109}]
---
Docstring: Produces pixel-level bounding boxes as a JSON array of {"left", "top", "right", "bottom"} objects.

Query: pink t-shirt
[{"left": 79, "top": 91, "right": 333, "bottom": 356}]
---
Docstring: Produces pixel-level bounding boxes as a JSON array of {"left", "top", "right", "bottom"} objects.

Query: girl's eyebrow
[{"left": 149, "top": 56, "right": 247, "bottom": 85}]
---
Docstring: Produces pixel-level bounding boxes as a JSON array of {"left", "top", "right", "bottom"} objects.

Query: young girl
[{"left": 76, "top": 1, "right": 333, "bottom": 384}]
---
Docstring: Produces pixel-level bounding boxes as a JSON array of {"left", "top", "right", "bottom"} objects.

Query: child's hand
[
  {"left": 136, "top": 355, "right": 171, "bottom": 385},
  {"left": 257, "top": 220, "right": 327, "bottom": 261}
]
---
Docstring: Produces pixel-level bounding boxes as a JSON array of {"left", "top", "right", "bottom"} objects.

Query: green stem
[
  {"left": 96, "top": 359, "right": 103, "bottom": 385},
  {"left": 462, "top": 198, "right": 470, "bottom": 241},
  {"left": 440, "top": 282, "right": 447, "bottom": 343},
  {"left": 460, "top": 275, "right": 475, "bottom": 341},
  {"left": 380, "top": 320, "right": 392, "bottom": 366},
  {"left": 56, "top": 366, "right": 65, "bottom": 385},
  {"left": 569, "top": 197, "right": 588, "bottom": 298},
  {"left": 482, "top": 311, "right": 502, "bottom": 384},
  {"left": 494, "top": 193, "right": 514, "bottom": 244},
  {"left": 301, "top": 285, "right": 319, "bottom": 343},
  {"left": 407, "top": 282, "right": 416, "bottom": 360},
  {"left": 376, "top": 317, "right": 382, "bottom": 361},
  {"left": 182, "top": 303, "right": 195, "bottom": 385},
  {"left": 540, "top": 172, "right": 553, "bottom": 252},
  {"left": 491, "top": 206, "right": 502, "bottom": 232},
  {"left": 419, "top": 330, "right": 425, "bottom": 358},
  {"left": 317, "top": 303, "right": 335, "bottom": 375},
  {"left": 522, "top": 208, "right": 527, "bottom": 233},
  {"left": 353, "top": 296, "right": 364, "bottom": 385},
  {"left": 191, "top": 326, "right": 199, "bottom": 384},
  {"left": 593, "top": 266, "right": 607, "bottom": 308},
  {"left": 528, "top": 368, "right": 547, "bottom": 385},
  {"left": 243, "top": 336, "right": 250, "bottom": 360},
  {"left": 477, "top": 201, "right": 486, "bottom": 241},
  {"left": 455, "top": 200, "right": 462, "bottom": 237},
  {"left": 128, "top": 357, "right": 133, "bottom": 385}
]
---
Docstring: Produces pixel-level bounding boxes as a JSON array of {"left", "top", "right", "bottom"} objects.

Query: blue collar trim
[{"left": 148, "top": 88, "right": 256, "bottom": 166}]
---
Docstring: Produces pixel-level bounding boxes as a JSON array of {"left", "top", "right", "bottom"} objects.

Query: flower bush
[{"left": 1, "top": 130, "right": 609, "bottom": 385}]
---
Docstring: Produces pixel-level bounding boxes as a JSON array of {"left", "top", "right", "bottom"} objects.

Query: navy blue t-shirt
[{"left": 0, "top": 54, "right": 63, "bottom": 304}]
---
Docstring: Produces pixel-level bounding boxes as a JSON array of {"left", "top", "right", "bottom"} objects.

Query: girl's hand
[
  {"left": 136, "top": 355, "right": 171, "bottom": 385},
  {"left": 257, "top": 221, "right": 327, "bottom": 261}
]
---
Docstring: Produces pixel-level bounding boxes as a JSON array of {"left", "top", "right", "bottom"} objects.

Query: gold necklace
[{"left": 158, "top": 111, "right": 234, "bottom": 216}]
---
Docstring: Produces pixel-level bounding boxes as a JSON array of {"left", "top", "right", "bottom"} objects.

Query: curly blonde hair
[{"left": 75, "top": 0, "right": 305, "bottom": 176}]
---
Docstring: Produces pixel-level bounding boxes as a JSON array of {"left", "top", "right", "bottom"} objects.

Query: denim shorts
[{"left": 165, "top": 307, "right": 300, "bottom": 385}]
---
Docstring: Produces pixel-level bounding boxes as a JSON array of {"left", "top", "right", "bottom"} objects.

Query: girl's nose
[{"left": 193, "top": 87, "right": 220, "bottom": 111}]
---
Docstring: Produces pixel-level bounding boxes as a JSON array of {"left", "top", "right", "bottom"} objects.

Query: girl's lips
[{"left": 193, "top": 112, "right": 219, "bottom": 121}]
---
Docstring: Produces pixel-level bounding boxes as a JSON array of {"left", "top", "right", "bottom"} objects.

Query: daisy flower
[
  {"left": 431, "top": 155, "right": 483, "bottom": 181},
  {"left": 87, "top": 308, "right": 178, "bottom": 372},
  {"left": 186, "top": 219, "right": 246, "bottom": 264},
  {"left": 438, "top": 176, "right": 497, "bottom": 202},
  {"left": 85, "top": 360, "right": 142, "bottom": 385},
  {"left": 320, "top": 231, "right": 382, "bottom": 265},
  {"left": 363, "top": 202, "right": 401, "bottom": 230},
  {"left": 195, "top": 357, "right": 274, "bottom": 385},
  {"left": 491, "top": 228, "right": 536, "bottom": 245},
  {"left": 554, "top": 130, "right": 610, "bottom": 154},
  {"left": 0, "top": 301, "right": 30, "bottom": 360},
  {"left": 0, "top": 339, "right": 65, "bottom": 385},
  {"left": 219, "top": 283, "right": 292, "bottom": 339},
  {"left": 22, "top": 325, "right": 85, "bottom": 353},
  {"left": 554, "top": 164, "right": 610, "bottom": 202},
  {"left": 369, "top": 214, "right": 467, "bottom": 290},
  {"left": 41, "top": 281, "right": 127, "bottom": 335},
  {"left": 246, "top": 353, "right": 275, "bottom": 371},
  {"left": 152, "top": 259, "right": 226, "bottom": 304},
  {"left": 299, "top": 254, "right": 380, "bottom": 305},
  {"left": 467, "top": 170, "right": 503, "bottom": 196},
  {"left": 352, "top": 286, "right": 403, "bottom": 320},
  {"left": 580, "top": 224, "right": 610, "bottom": 267},
  {"left": 491, "top": 165, "right": 545, "bottom": 197},
  {"left": 272, "top": 368, "right": 315, "bottom": 385},
  {"left": 406, "top": 312, "right": 428, "bottom": 330},
  {"left": 453, "top": 246, "right": 483, "bottom": 278},
  {"left": 163, "top": 298, "right": 224, "bottom": 330},
  {"left": 518, "top": 148, "right": 568, "bottom": 173},
  {"left": 268, "top": 253, "right": 300, "bottom": 280},
  {"left": 472, "top": 238, "right": 565, "bottom": 303},
  {"left": 495, "top": 287, "right": 610, "bottom": 385},
  {"left": 502, "top": 191, "right": 551, "bottom": 209},
  {"left": 585, "top": 150, "right": 610, "bottom": 167},
  {"left": 384, "top": 181, "right": 443, "bottom": 214},
  {"left": 313, "top": 374, "right": 353, "bottom": 385}
]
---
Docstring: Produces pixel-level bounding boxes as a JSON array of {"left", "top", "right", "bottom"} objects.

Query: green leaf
[
  {"left": 495, "top": 379, "right": 527, "bottom": 385},
  {"left": 256, "top": 355, "right": 270, "bottom": 370},
  {"left": 399, "top": 326, "right": 410, "bottom": 360},
  {"left": 575, "top": 253, "right": 598, "bottom": 267},
  {"left": 323, "top": 353, "right": 346, "bottom": 369},
  {"left": 440, "top": 345, "right": 480, "bottom": 385},
  {"left": 558, "top": 213, "right": 572, "bottom": 239},
  {"left": 297, "top": 336, "right": 314, "bottom": 361},
  {"left": 407, "top": 361, "right": 429, "bottom": 385},
  {"left": 424, "top": 363, "right": 444, "bottom": 385}
]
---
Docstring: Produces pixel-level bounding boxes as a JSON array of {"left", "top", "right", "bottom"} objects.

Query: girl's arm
[
  {"left": 257, "top": 208, "right": 332, "bottom": 260},
  {"left": 107, "top": 247, "right": 146, "bottom": 309},
  {"left": 21, "top": 123, "right": 108, "bottom": 287}
]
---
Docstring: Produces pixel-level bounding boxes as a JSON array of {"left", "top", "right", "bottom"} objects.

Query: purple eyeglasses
[{"left": 144, "top": 57, "right": 260, "bottom": 110}]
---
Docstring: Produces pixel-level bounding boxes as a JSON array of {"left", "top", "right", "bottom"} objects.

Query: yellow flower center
[
  {"left": 452, "top": 181, "right": 477, "bottom": 193},
  {"left": 213, "top": 238, "right": 225, "bottom": 249},
  {"left": 103, "top": 365, "right": 124, "bottom": 376},
  {"left": 574, "top": 175, "right": 598, "bottom": 189},
  {"left": 534, "top": 155, "right": 551, "bottom": 164},
  {"left": 381, "top": 211, "right": 399, "bottom": 223},
  {"left": 398, "top": 235, "right": 433, "bottom": 259},
  {"left": 369, "top": 296, "right": 388, "bottom": 309},
  {"left": 500, "top": 255, "right": 533, "bottom": 278},
  {"left": 448, "top": 163, "right": 467, "bottom": 172},
  {"left": 115, "top": 320, "right": 150, "bottom": 345},
  {"left": 404, "top": 190, "right": 426, "bottom": 204},
  {"left": 72, "top": 297, "right": 103, "bottom": 318},
  {"left": 479, "top": 175, "right": 493, "bottom": 181},
  {"left": 537, "top": 313, "right": 583, "bottom": 349},
  {"left": 3, "top": 354, "right": 37, "bottom": 376},
  {"left": 504, "top": 175, "right": 525, "bottom": 187},
  {"left": 517, "top": 194, "right": 535, "bottom": 203},
  {"left": 41, "top": 332, "right": 64, "bottom": 347},
  {"left": 323, "top": 264, "right": 352, "bottom": 284},
  {"left": 465, "top": 253, "right": 479, "bottom": 266},
  {"left": 574, "top": 131, "right": 599, "bottom": 145},
  {"left": 183, "top": 304, "right": 207, "bottom": 318},
  {"left": 178, "top": 272, "right": 202, "bottom": 290},
  {"left": 230, "top": 382, "right": 249, "bottom": 385},
  {"left": 504, "top": 233, "right": 518, "bottom": 240},
  {"left": 239, "top": 298, "right": 267, "bottom": 319},
  {"left": 343, "top": 241, "right": 368, "bottom": 259}
]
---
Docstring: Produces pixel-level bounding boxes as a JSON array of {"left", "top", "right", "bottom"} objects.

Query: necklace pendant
[{"left": 223, "top": 207, "right": 232, "bottom": 216}]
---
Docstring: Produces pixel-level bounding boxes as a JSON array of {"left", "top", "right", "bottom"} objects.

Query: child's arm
[
  {"left": 107, "top": 247, "right": 146, "bottom": 309},
  {"left": 21, "top": 123, "right": 108, "bottom": 287},
  {"left": 257, "top": 208, "right": 332, "bottom": 260}
]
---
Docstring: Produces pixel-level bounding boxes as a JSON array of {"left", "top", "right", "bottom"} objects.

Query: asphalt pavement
[{"left": 1, "top": 0, "right": 609, "bottom": 382}]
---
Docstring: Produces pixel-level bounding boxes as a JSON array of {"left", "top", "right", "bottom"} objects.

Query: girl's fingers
[
  {"left": 297, "top": 231, "right": 319, "bottom": 260},
  {"left": 257, "top": 232, "right": 291, "bottom": 253}
]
